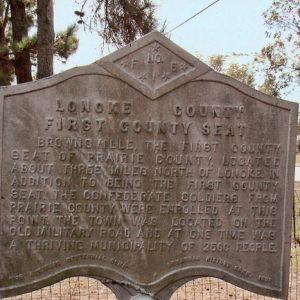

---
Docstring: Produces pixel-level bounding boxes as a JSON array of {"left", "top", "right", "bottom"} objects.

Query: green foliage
[
  {"left": 208, "top": 54, "right": 225, "bottom": 72},
  {"left": 206, "top": 1, "right": 299, "bottom": 98},
  {"left": 206, "top": 54, "right": 255, "bottom": 89},
  {"left": 257, "top": 0, "right": 300, "bottom": 97},
  {"left": 1, "top": 0, "right": 159, "bottom": 85},
  {"left": 54, "top": 25, "right": 79, "bottom": 62},
  {"left": 75, "top": 0, "right": 158, "bottom": 47},
  {"left": 0, "top": 0, "right": 13, "bottom": 85},
  {"left": 226, "top": 63, "right": 255, "bottom": 87},
  {"left": 11, "top": 35, "right": 37, "bottom": 53},
  {"left": 0, "top": 0, "right": 79, "bottom": 85}
]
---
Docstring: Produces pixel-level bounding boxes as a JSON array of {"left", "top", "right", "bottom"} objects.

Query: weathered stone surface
[
  {"left": 131, "top": 294, "right": 154, "bottom": 300},
  {"left": 0, "top": 31, "right": 297, "bottom": 299}
]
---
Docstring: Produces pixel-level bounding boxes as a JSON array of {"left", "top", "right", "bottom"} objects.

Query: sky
[{"left": 53, "top": 0, "right": 299, "bottom": 102}]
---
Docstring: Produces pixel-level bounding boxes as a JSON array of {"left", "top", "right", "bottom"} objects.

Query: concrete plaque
[{"left": 0, "top": 32, "right": 297, "bottom": 299}]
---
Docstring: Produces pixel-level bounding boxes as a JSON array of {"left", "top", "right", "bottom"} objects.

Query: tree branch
[{"left": 80, "top": 0, "right": 88, "bottom": 13}]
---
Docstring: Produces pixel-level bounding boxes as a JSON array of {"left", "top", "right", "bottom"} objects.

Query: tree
[
  {"left": 226, "top": 63, "right": 255, "bottom": 88},
  {"left": 9, "top": 0, "right": 32, "bottom": 83},
  {"left": 0, "top": 0, "right": 159, "bottom": 85},
  {"left": 37, "top": 0, "right": 54, "bottom": 79},
  {"left": 206, "top": 54, "right": 255, "bottom": 88},
  {"left": 257, "top": 0, "right": 299, "bottom": 97},
  {"left": 0, "top": 0, "right": 79, "bottom": 85},
  {"left": 0, "top": 1, "right": 13, "bottom": 85},
  {"left": 206, "top": 1, "right": 299, "bottom": 98},
  {"left": 74, "top": 0, "right": 159, "bottom": 48}
]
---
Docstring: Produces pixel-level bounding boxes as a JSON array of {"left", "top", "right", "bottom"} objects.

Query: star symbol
[
  {"left": 120, "top": 60, "right": 129, "bottom": 68},
  {"left": 151, "top": 43, "right": 160, "bottom": 53},
  {"left": 138, "top": 73, "right": 147, "bottom": 82},
  {"left": 180, "top": 63, "right": 189, "bottom": 72},
  {"left": 161, "top": 72, "right": 171, "bottom": 81}
]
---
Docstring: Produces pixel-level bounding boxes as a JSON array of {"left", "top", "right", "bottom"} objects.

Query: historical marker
[{"left": 0, "top": 32, "right": 297, "bottom": 299}]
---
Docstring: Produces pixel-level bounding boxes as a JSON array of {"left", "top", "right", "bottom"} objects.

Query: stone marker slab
[{"left": 0, "top": 31, "right": 298, "bottom": 299}]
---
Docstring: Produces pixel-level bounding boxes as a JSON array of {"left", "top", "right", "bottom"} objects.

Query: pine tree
[
  {"left": 75, "top": 0, "right": 158, "bottom": 48},
  {"left": 0, "top": 0, "right": 158, "bottom": 86},
  {"left": 0, "top": 0, "right": 78, "bottom": 85},
  {"left": 37, "top": 0, "right": 54, "bottom": 79}
]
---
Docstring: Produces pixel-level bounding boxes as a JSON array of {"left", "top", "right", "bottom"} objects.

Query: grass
[
  {"left": 290, "top": 246, "right": 300, "bottom": 271},
  {"left": 293, "top": 188, "right": 300, "bottom": 271}
]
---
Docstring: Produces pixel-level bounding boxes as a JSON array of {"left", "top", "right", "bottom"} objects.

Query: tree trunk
[
  {"left": 9, "top": 0, "right": 32, "bottom": 83},
  {"left": 0, "top": 2, "right": 13, "bottom": 86},
  {"left": 37, "top": 0, "right": 54, "bottom": 79}
]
